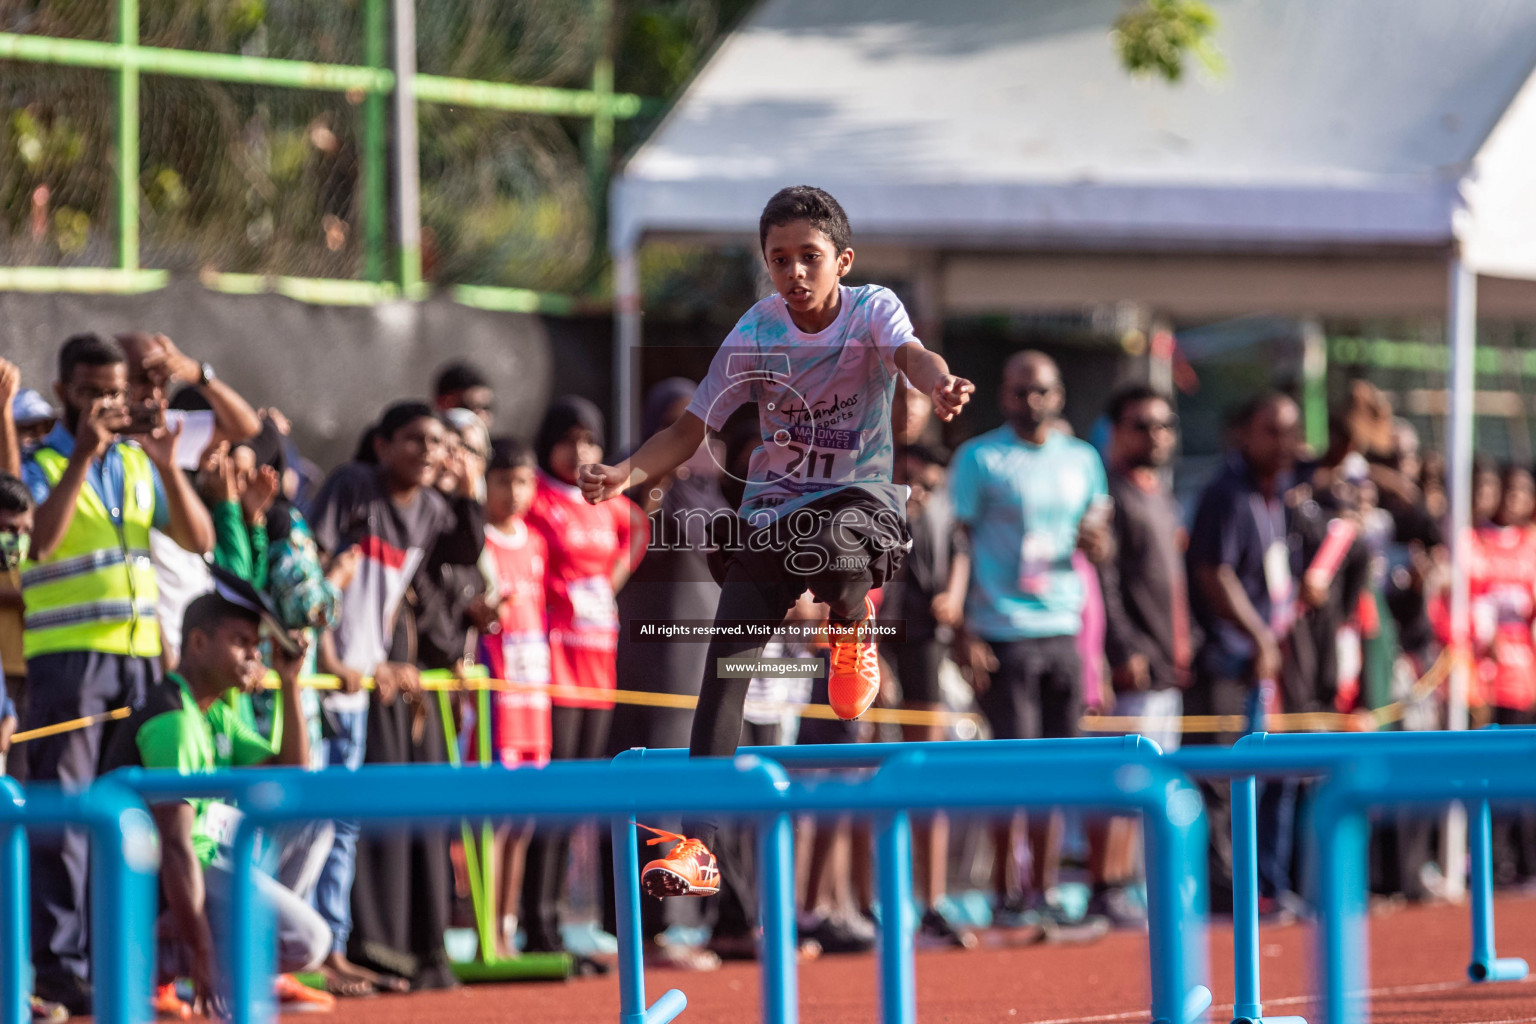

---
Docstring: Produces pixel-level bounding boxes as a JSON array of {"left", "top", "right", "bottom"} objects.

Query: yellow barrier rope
[
  {"left": 7, "top": 647, "right": 1458, "bottom": 747},
  {"left": 11, "top": 706, "right": 134, "bottom": 745},
  {"left": 1079, "top": 649, "right": 1454, "bottom": 735},
  {"left": 257, "top": 670, "right": 982, "bottom": 729}
]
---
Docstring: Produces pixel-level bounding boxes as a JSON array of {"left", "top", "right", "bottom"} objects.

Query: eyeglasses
[
  {"left": 1012, "top": 385, "right": 1058, "bottom": 399},
  {"left": 1128, "top": 417, "right": 1178, "bottom": 434}
]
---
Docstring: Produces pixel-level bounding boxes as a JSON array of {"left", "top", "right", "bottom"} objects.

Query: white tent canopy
[{"left": 614, "top": 0, "right": 1536, "bottom": 265}]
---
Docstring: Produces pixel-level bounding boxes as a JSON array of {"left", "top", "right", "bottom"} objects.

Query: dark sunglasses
[{"left": 1127, "top": 416, "right": 1178, "bottom": 434}]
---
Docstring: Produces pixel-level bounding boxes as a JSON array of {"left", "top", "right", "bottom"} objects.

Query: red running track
[{"left": 264, "top": 894, "right": 1536, "bottom": 1023}]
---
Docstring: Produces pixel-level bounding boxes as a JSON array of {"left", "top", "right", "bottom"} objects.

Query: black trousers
[
  {"left": 1491, "top": 706, "right": 1536, "bottom": 884},
  {"left": 689, "top": 491, "right": 907, "bottom": 763},
  {"left": 522, "top": 704, "right": 613, "bottom": 952},
  {"left": 347, "top": 693, "right": 455, "bottom": 988},
  {"left": 976, "top": 636, "right": 1082, "bottom": 740},
  {"left": 1184, "top": 672, "right": 1250, "bottom": 913},
  {"left": 25, "top": 650, "right": 157, "bottom": 990}
]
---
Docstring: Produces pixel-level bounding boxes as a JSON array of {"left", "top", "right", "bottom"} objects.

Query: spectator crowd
[{"left": 0, "top": 330, "right": 1519, "bottom": 1020}]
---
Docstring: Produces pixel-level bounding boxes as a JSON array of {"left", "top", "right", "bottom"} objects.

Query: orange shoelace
[{"left": 637, "top": 823, "right": 708, "bottom": 859}]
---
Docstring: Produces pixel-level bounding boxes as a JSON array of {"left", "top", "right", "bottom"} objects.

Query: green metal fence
[{"left": 0, "top": 0, "right": 657, "bottom": 311}]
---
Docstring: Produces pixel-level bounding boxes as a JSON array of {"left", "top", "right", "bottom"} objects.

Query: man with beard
[
  {"left": 20, "top": 333, "right": 213, "bottom": 1014},
  {"left": 1091, "top": 385, "right": 1192, "bottom": 927},
  {"left": 947, "top": 350, "right": 1111, "bottom": 933}
]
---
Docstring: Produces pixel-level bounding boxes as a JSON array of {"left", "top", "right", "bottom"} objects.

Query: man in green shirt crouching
[{"left": 102, "top": 576, "right": 331, "bottom": 1015}]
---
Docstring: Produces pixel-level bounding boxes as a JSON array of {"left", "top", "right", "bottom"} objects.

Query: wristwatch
[{"left": 197, "top": 362, "right": 216, "bottom": 387}]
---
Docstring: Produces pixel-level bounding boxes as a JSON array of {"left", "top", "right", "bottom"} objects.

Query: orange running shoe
[
  {"left": 152, "top": 983, "right": 191, "bottom": 1020},
  {"left": 638, "top": 824, "right": 720, "bottom": 898},
  {"left": 274, "top": 973, "right": 336, "bottom": 1013},
  {"left": 827, "top": 596, "right": 880, "bottom": 720}
]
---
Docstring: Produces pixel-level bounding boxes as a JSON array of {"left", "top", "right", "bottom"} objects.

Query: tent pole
[
  {"left": 1301, "top": 319, "right": 1327, "bottom": 455},
  {"left": 1442, "top": 252, "right": 1477, "bottom": 900},
  {"left": 614, "top": 244, "right": 640, "bottom": 454}
]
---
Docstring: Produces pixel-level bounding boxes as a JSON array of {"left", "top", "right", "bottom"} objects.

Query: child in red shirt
[
  {"left": 472, "top": 437, "right": 552, "bottom": 959},
  {"left": 478, "top": 439, "right": 552, "bottom": 768},
  {"left": 1472, "top": 466, "right": 1536, "bottom": 717},
  {"left": 521, "top": 397, "right": 646, "bottom": 954}
]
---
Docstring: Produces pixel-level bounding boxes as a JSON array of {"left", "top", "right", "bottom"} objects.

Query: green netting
[
  {"left": 0, "top": 0, "right": 748, "bottom": 291},
  {"left": 0, "top": 0, "right": 113, "bottom": 42},
  {"left": 140, "top": 0, "right": 366, "bottom": 66},
  {"left": 415, "top": 0, "right": 598, "bottom": 87},
  {"left": 139, "top": 77, "right": 366, "bottom": 278},
  {"left": 0, "top": 61, "right": 115, "bottom": 267},
  {"left": 418, "top": 104, "right": 592, "bottom": 292}
]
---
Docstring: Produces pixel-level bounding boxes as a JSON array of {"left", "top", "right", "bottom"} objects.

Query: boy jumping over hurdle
[{"left": 579, "top": 185, "right": 973, "bottom": 896}]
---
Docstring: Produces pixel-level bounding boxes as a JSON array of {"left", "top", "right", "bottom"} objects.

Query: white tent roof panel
[{"left": 615, "top": 0, "right": 1536, "bottom": 263}]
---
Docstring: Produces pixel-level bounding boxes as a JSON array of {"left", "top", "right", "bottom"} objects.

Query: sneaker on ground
[
  {"left": 638, "top": 824, "right": 720, "bottom": 898},
  {"left": 29, "top": 996, "right": 69, "bottom": 1023},
  {"left": 802, "top": 912, "right": 876, "bottom": 955},
  {"left": 275, "top": 973, "right": 337, "bottom": 1013},
  {"left": 151, "top": 983, "right": 191, "bottom": 1020},
  {"left": 827, "top": 596, "right": 881, "bottom": 721},
  {"left": 990, "top": 894, "right": 1043, "bottom": 930},
  {"left": 32, "top": 976, "right": 89, "bottom": 1018},
  {"left": 1085, "top": 885, "right": 1147, "bottom": 931},
  {"left": 917, "top": 907, "right": 978, "bottom": 949},
  {"left": 646, "top": 938, "right": 723, "bottom": 971},
  {"left": 1028, "top": 889, "right": 1082, "bottom": 928}
]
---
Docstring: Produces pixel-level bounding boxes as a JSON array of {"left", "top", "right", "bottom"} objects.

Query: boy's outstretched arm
[
  {"left": 579, "top": 411, "right": 708, "bottom": 504},
  {"left": 895, "top": 343, "right": 974, "bottom": 422}
]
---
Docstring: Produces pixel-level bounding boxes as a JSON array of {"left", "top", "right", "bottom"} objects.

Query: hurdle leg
[
  {"left": 1315, "top": 804, "right": 1371, "bottom": 1024},
  {"left": 1467, "top": 799, "right": 1529, "bottom": 982},
  {"left": 757, "top": 812, "right": 798, "bottom": 1024},
  {"left": 229, "top": 826, "right": 278, "bottom": 1024},
  {"left": 88, "top": 801, "right": 157, "bottom": 1024},
  {"left": 612, "top": 815, "right": 686, "bottom": 1024},
  {"left": 875, "top": 811, "right": 916, "bottom": 1024},
  {"left": 1143, "top": 796, "right": 1212, "bottom": 1024},
  {"left": 0, "top": 818, "right": 26, "bottom": 1024},
  {"left": 1231, "top": 775, "right": 1307, "bottom": 1024}
]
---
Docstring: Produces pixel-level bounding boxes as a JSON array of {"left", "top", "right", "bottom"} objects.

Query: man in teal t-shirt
[
  {"left": 101, "top": 582, "right": 329, "bottom": 1013},
  {"left": 947, "top": 351, "right": 1111, "bottom": 930}
]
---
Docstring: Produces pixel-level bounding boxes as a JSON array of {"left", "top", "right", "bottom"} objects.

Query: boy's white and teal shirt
[{"left": 686, "top": 284, "right": 921, "bottom": 527}]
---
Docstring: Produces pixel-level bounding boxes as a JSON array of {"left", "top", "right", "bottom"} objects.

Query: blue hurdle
[
  {"left": 616, "top": 738, "right": 1212, "bottom": 1024},
  {"left": 101, "top": 740, "right": 1207, "bottom": 1024},
  {"left": 0, "top": 777, "right": 158, "bottom": 1024},
  {"left": 1175, "top": 729, "right": 1536, "bottom": 1024},
  {"left": 1310, "top": 745, "right": 1536, "bottom": 1024}
]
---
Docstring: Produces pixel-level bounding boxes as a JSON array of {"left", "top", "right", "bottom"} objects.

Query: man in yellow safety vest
[{"left": 19, "top": 332, "right": 213, "bottom": 1016}]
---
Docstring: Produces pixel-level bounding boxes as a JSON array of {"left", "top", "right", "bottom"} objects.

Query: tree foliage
[{"left": 1112, "top": 0, "right": 1224, "bottom": 83}]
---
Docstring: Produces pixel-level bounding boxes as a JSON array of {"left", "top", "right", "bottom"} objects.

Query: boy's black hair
[
  {"left": 901, "top": 443, "right": 949, "bottom": 468},
  {"left": 488, "top": 437, "right": 536, "bottom": 473},
  {"left": 354, "top": 400, "right": 441, "bottom": 463},
  {"left": 181, "top": 590, "right": 261, "bottom": 644},
  {"left": 434, "top": 361, "right": 489, "bottom": 398},
  {"left": 759, "top": 186, "right": 852, "bottom": 255},
  {"left": 1106, "top": 384, "right": 1172, "bottom": 425},
  {"left": 58, "top": 333, "right": 125, "bottom": 385},
  {"left": 0, "top": 473, "right": 32, "bottom": 514},
  {"left": 1229, "top": 389, "right": 1293, "bottom": 431}
]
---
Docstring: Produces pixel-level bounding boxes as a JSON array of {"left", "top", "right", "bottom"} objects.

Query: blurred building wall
[{"left": 1, "top": 281, "right": 614, "bottom": 471}]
